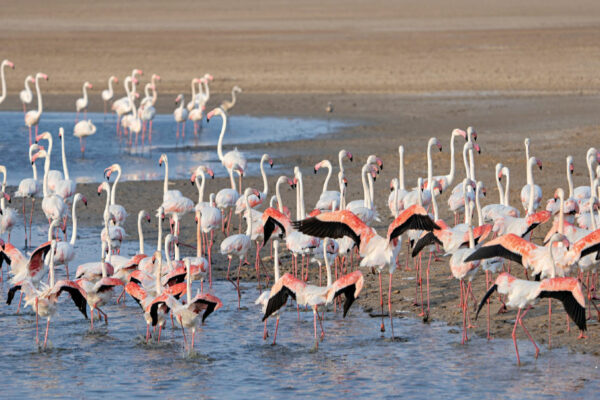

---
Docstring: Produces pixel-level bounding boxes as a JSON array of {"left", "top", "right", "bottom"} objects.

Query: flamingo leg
[
  {"left": 519, "top": 306, "right": 539, "bottom": 358},
  {"left": 312, "top": 308, "right": 319, "bottom": 350},
  {"left": 43, "top": 317, "right": 51, "bottom": 349},
  {"left": 317, "top": 309, "right": 325, "bottom": 339},
  {"left": 512, "top": 308, "right": 522, "bottom": 364},
  {"left": 191, "top": 328, "right": 195, "bottom": 351},
  {"left": 425, "top": 252, "right": 432, "bottom": 319},
  {"left": 486, "top": 271, "right": 492, "bottom": 340},
  {"left": 388, "top": 272, "right": 395, "bottom": 339},
  {"left": 157, "top": 325, "right": 162, "bottom": 343},
  {"left": 146, "top": 323, "right": 150, "bottom": 343},
  {"left": 29, "top": 198, "right": 35, "bottom": 247},
  {"left": 272, "top": 316, "right": 280, "bottom": 345},
  {"left": 378, "top": 272, "right": 385, "bottom": 332},
  {"left": 263, "top": 320, "right": 268, "bottom": 340},
  {"left": 17, "top": 292, "right": 23, "bottom": 314},
  {"left": 548, "top": 298, "right": 552, "bottom": 349},
  {"left": 236, "top": 258, "right": 242, "bottom": 309},
  {"left": 22, "top": 198, "right": 27, "bottom": 247}
]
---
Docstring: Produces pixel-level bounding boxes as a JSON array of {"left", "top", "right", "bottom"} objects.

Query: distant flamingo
[
  {"left": 221, "top": 85, "right": 242, "bottom": 112},
  {"left": 140, "top": 83, "right": 158, "bottom": 146},
  {"left": 173, "top": 94, "right": 188, "bottom": 139},
  {"left": 75, "top": 81, "right": 92, "bottom": 122},
  {"left": 54, "top": 127, "right": 77, "bottom": 204},
  {"left": 19, "top": 75, "right": 34, "bottom": 115},
  {"left": 102, "top": 75, "right": 118, "bottom": 114},
  {"left": 104, "top": 163, "right": 128, "bottom": 225},
  {"left": 0, "top": 59, "right": 14, "bottom": 105},
  {"left": 52, "top": 193, "right": 86, "bottom": 279},
  {"left": 73, "top": 120, "right": 97, "bottom": 156},
  {"left": 112, "top": 75, "right": 137, "bottom": 137},
  {"left": 25, "top": 72, "right": 48, "bottom": 146},
  {"left": 0, "top": 166, "right": 17, "bottom": 243},
  {"left": 158, "top": 154, "right": 194, "bottom": 225}
]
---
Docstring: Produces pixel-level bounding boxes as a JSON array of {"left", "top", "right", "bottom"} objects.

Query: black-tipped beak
[
  {"left": 314, "top": 169, "right": 317, "bottom": 174},
  {"left": 539, "top": 166, "right": 543, "bottom": 171}
]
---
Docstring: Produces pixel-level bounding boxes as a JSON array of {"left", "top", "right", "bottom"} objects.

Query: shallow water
[
  {"left": 0, "top": 111, "right": 348, "bottom": 185},
  {"left": 1, "top": 226, "right": 599, "bottom": 399}
]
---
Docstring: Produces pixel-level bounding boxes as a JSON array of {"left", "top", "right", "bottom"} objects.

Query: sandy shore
[{"left": 2, "top": 0, "right": 600, "bottom": 357}]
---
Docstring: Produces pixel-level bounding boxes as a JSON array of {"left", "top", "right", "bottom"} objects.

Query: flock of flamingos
[{"left": 0, "top": 58, "right": 599, "bottom": 364}]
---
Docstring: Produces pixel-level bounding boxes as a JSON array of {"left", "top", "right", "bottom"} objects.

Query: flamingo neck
[
  {"left": 0, "top": 168, "right": 6, "bottom": 208},
  {"left": 468, "top": 147, "right": 475, "bottom": 182},
  {"left": 111, "top": 167, "right": 121, "bottom": 205},
  {"left": 155, "top": 257, "right": 162, "bottom": 295},
  {"left": 70, "top": 199, "right": 79, "bottom": 246},
  {"left": 338, "top": 152, "right": 345, "bottom": 174},
  {"left": 228, "top": 168, "right": 236, "bottom": 191},
  {"left": 0, "top": 62, "right": 7, "bottom": 102},
  {"left": 186, "top": 262, "right": 192, "bottom": 304},
  {"left": 526, "top": 157, "right": 534, "bottom": 185},
  {"left": 245, "top": 194, "right": 252, "bottom": 236},
  {"left": 567, "top": 164, "right": 574, "bottom": 198},
  {"left": 162, "top": 159, "right": 169, "bottom": 197},
  {"left": 24, "top": 77, "right": 32, "bottom": 97},
  {"left": 324, "top": 249, "right": 332, "bottom": 287},
  {"left": 230, "top": 88, "right": 237, "bottom": 107},
  {"left": 427, "top": 142, "right": 434, "bottom": 186},
  {"left": 496, "top": 170, "right": 505, "bottom": 205},
  {"left": 196, "top": 211, "right": 202, "bottom": 258},
  {"left": 35, "top": 75, "right": 43, "bottom": 115},
  {"left": 360, "top": 165, "right": 369, "bottom": 207},
  {"left": 431, "top": 187, "right": 439, "bottom": 221},
  {"left": 48, "top": 246, "right": 55, "bottom": 287},
  {"left": 298, "top": 172, "right": 306, "bottom": 219},
  {"left": 103, "top": 186, "right": 111, "bottom": 220},
  {"left": 504, "top": 170, "right": 511, "bottom": 206},
  {"left": 558, "top": 192, "right": 564, "bottom": 235},
  {"left": 466, "top": 199, "right": 474, "bottom": 248},
  {"left": 217, "top": 112, "right": 227, "bottom": 162},
  {"left": 446, "top": 133, "right": 457, "bottom": 186},
  {"left": 138, "top": 213, "right": 145, "bottom": 254},
  {"left": 322, "top": 162, "right": 332, "bottom": 194},
  {"left": 260, "top": 158, "right": 268, "bottom": 197},
  {"left": 107, "top": 77, "right": 114, "bottom": 96},
  {"left": 462, "top": 146, "right": 470, "bottom": 181},
  {"left": 417, "top": 180, "right": 423, "bottom": 206},
  {"left": 42, "top": 154, "right": 50, "bottom": 197},
  {"left": 196, "top": 172, "right": 206, "bottom": 204},
  {"left": 151, "top": 85, "right": 157, "bottom": 106},
  {"left": 275, "top": 178, "right": 284, "bottom": 213},
  {"left": 475, "top": 185, "right": 483, "bottom": 227},
  {"left": 164, "top": 237, "right": 173, "bottom": 271},
  {"left": 587, "top": 155, "right": 595, "bottom": 191},
  {"left": 399, "top": 147, "right": 405, "bottom": 190},
  {"left": 156, "top": 215, "right": 163, "bottom": 251},
  {"left": 203, "top": 79, "right": 210, "bottom": 100},
  {"left": 60, "top": 131, "right": 70, "bottom": 180},
  {"left": 31, "top": 154, "right": 38, "bottom": 181},
  {"left": 82, "top": 83, "right": 89, "bottom": 104},
  {"left": 339, "top": 175, "right": 346, "bottom": 210},
  {"left": 190, "top": 80, "right": 196, "bottom": 101},
  {"left": 367, "top": 170, "right": 374, "bottom": 210}
]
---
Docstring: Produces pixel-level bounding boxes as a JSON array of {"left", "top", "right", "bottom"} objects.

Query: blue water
[
  {"left": 0, "top": 225, "right": 598, "bottom": 399},
  {"left": 0, "top": 111, "right": 348, "bottom": 185}
]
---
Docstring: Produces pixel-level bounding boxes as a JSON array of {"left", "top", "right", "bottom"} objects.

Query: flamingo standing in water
[
  {"left": 140, "top": 81, "right": 158, "bottom": 146},
  {"left": 0, "top": 59, "right": 14, "bottom": 105},
  {"left": 0, "top": 166, "right": 17, "bottom": 243},
  {"left": 73, "top": 120, "right": 97, "bottom": 156},
  {"left": 112, "top": 75, "right": 137, "bottom": 137},
  {"left": 104, "top": 163, "right": 128, "bottom": 226},
  {"left": 19, "top": 75, "right": 35, "bottom": 115},
  {"left": 25, "top": 72, "right": 48, "bottom": 146},
  {"left": 75, "top": 81, "right": 93, "bottom": 122},
  {"left": 99, "top": 182, "right": 126, "bottom": 254},
  {"left": 15, "top": 143, "right": 43, "bottom": 247},
  {"left": 102, "top": 75, "right": 118, "bottom": 114},
  {"left": 7, "top": 240, "right": 88, "bottom": 349},
  {"left": 54, "top": 127, "right": 77, "bottom": 204},
  {"left": 32, "top": 146, "right": 67, "bottom": 226},
  {"left": 207, "top": 107, "right": 248, "bottom": 193},
  {"left": 158, "top": 154, "right": 194, "bottom": 230},
  {"left": 173, "top": 94, "right": 188, "bottom": 139}
]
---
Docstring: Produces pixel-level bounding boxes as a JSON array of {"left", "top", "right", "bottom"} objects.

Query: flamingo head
[
  {"left": 153, "top": 74, "right": 161, "bottom": 82},
  {"left": 389, "top": 178, "right": 396, "bottom": 192},
  {"left": 86, "top": 82, "right": 93, "bottom": 89},
  {"left": 345, "top": 150, "right": 353, "bottom": 162},
  {"left": 477, "top": 181, "right": 486, "bottom": 197},
  {"left": 27, "top": 76, "right": 35, "bottom": 83},
  {"left": 133, "top": 69, "right": 143, "bottom": 76},
  {"left": 35, "top": 131, "right": 51, "bottom": 143},
  {"left": 206, "top": 107, "right": 221, "bottom": 122},
  {"left": 144, "top": 211, "right": 151, "bottom": 223},
  {"left": 432, "top": 137, "right": 443, "bottom": 152},
  {"left": 496, "top": 163, "right": 504, "bottom": 180},
  {"left": 204, "top": 73, "right": 214, "bottom": 81},
  {"left": 314, "top": 160, "right": 325, "bottom": 173},
  {"left": 158, "top": 154, "right": 167, "bottom": 167},
  {"left": 453, "top": 128, "right": 467, "bottom": 140},
  {"left": 174, "top": 94, "right": 183, "bottom": 104},
  {"left": 553, "top": 188, "right": 565, "bottom": 201},
  {"left": 268, "top": 157, "right": 274, "bottom": 168},
  {"left": 535, "top": 158, "right": 543, "bottom": 170},
  {"left": 104, "top": 164, "right": 119, "bottom": 180},
  {"left": 132, "top": 77, "right": 139, "bottom": 85},
  {"left": 111, "top": 76, "right": 118, "bottom": 83},
  {"left": 157, "top": 207, "right": 165, "bottom": 221},
  {"left": 31, "top": 149, "right": 47, "bottom": 164},
  {"left": 366, "top": 155, "right": 383, "bottom": 171},
  {"left": 4, "top": 60, "right": 14, "bottom": 69},
  {"left": 567, "top": 156, "right": 574, "bottom": 174},
  {"left": 367, "top": 164, "right": 379, "bottom": 181},
  {"left": 234, "top": 85, "right": 242, "bottom": 93},
  {"left": 342, "top": 175, "right": 348, "bottom": 187},
  {"left": 473, "top": 142, "right": 481, "bottom": 154},
  {"left": 97, "top": 181, "right": 109, "bottom": 195},
  {"left": 38, "top": 73, "right": 48, "bottom": 81},
  {"left": 286, "top": 177, "right": 296, "bottom": 189},
  {"left": 1, "top": 192, "right": 11, "bottom": 204}
]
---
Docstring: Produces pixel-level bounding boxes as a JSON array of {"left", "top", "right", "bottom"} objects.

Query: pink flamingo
[
  {"left": 101, "top": 75, "right": 118, "bottom": 114},
  {"left": 173, "top": 94, "right": 189, "bottom": 139},
  {"left": 24, "top": 72, "right": 48, "bottom": 146},
  {"left": 19, "top": 75, "right": 35, "bottom": 115},
  {"left": 75, "top": 81, "right": 92, "bottom": 122},
  {"left": 15, "top": 144, "right": 43, "bottom": 247}
]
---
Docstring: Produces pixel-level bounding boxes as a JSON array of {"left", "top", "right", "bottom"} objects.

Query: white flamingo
[{"left": 24, "top": 72, "right": 48, "bottom": 146}]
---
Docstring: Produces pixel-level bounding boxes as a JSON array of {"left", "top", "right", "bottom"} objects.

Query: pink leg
[
  {"left": 149, "top": 120, "right": 153, "bottom": 146},
  {"left": 519, "top": 306, "right": 539, "bottom": 358},
  {"left": 236, "top": 259, "right": 242, "bottom": 309},
  {"left": 22, "top": 198, "right": 28, "bottom": 248},
  {"left": 29, "top": 198, "right": 35, "bottom": 246},
  {"left": 157, "top": 325, "right": 162, "bottom": 343},
  {"left": 512, "top": 308, "right": 522, "bottom": 364},
  {"left": 313, "top": 309, "right": 319, "bottom": 350},
  {"left": 548, "top": 299, "right": 552, "bottom": 349},
  {"left": 378, "top": 272, "right": 385, "bottom": 332},
  {"left": 272, "top": 316, "right": 280, "bottom": 345},
  {"left": 146, "top": 323, "right": 150, "bottom": 343},
  {"left": 17, "top": 292, "right": 23, "bottom": 314},
  {"left": 388, "top": 272, "right": 395, "bottom": 338}
]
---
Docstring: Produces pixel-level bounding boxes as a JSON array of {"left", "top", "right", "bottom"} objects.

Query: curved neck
[
  {"left": 104, "top": 187, "right": 111, "bottom": 217},
  {"left": 151, "top": 85, "right": 157, "bottom": 105},
  {"left": 144, "top": 84, "right": 151, "bottom": 99},
  {"left": 70, "top": 199, "right": 79, "bottom": 245},
  {"left": 107, "top": 77, "right": 114, "bottom": 95},
  {"left": 527, "top": 160, "right": 535, "bottom": 214},
  {"left": 24, "top": 77, "right": 32, "bottom": 95},
  {"left": 367, "top": 171, "right": 374, "bottom": 209},
  {"left": 111, "top": 166, "right": 121, "bottom": 204},
  {"left": 186, "top": 262, "right": 192, "bottom": 304},
  {"left": 338, "top": 152, "right": 345, "bottom": 174},
  {"left": 138, "top": 213, "right": 145, "bottom": 254},
  {"left": 60, "top": 132, "right": 69, "bottom": 180},
  {"left": 124, "top": 78, "right": 131, "bottom": 97},
  {"left": 0, "top": 63, "right": 7, "bottom": 102},
  {"left": 228, "top": 168, "right": 236, "bottom": 190},
  {"left": 82, "top": 83, "right": 89, "bottom": 103},
  {"left": 275, "top": 178, "right": 284, "bottom": 213},
  {"left": 230, "top": 88, "right": 237, "bottom": 107},
  {"left": 431, "top": 188, "right": 439, "bottom": 221},
  {"left": 462, "top": 146, "right": 470, "bottom": 180},
  {"left": 567, "top": 163, "right": 574, "bottom": 198},
  {"left": 164, "top": 237, "right": 173, "bottom": 271},
  {"left": 587, "top": 155, "right": 595, "bottom": 190},
  {"left": 35, "top": 76, "right": 43, "bottom": 115},
  {"left": 216, "top": 113, "right": 227, "bottom": 162},
  {"left": 196, "top": 211, "right": 202, "bottom": 257},
  {"left": 427, "top": 142, "right": 434, "bottom": 185},
  {"left": 31, "top": 153, "right": 38, "bottom": 181},
  {"left": 475, "top": 186, "right": 483, "bottom": 226},
  {"left": 525, "top": 142, "right": 530, "bottom": 167},
  {"left": 360, "top": 165, "right": 369, "bottom": 206},
  {"left": 299, "top": 173, "right": 306, "bottom": 218},
  {"left": 203, "top": 80, "right": 210, "bottom": 99},
  {"left": 260, "top": 158, "right": 269, "bottom": 196},
  {"left": 190, "top": 80, "right": 196, "bottom": 99},
  {"left": 321, "top": 162, "right": 332, "bottom": 194},
  {"left": 196, "top": 172, "right": 206, "bottom": 204},
  {"left": 42, "top": 155, "right": 50, "bottom": 197},
  {"left": 468, "top": 148, "right": 475, "bottom": 181}
]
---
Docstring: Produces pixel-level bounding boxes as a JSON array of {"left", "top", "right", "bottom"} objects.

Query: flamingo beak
[
  {"left": 570, "top": 165, "right": 574, "bottom": 174},
  {"left": 269, "top": 159, "right": 273, "bottom": 168},
  {"left": 82, "top": 197, "right": 88, "bottom": 207}
]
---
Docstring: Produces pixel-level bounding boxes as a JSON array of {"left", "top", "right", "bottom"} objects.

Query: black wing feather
[
  {"left": 293, "top": 217, "right": 360, "bottom": 248},
  {"left": 263, "top": 216, "right": 286, "bottom": 246},
  {"left": 389, "top": 214, "right": 441, "bottom": 242},
  {"left": 539, "top": 291, "right": 586, "bottom": 331},
  {"left": 579, "top": 242, "right": 600, "bottom": 259},
  {"left": 262, "top": 286, "right": 296, "bottom": 321},
  {"left": 58, "top": 285, "right": 88, "bottom": 319},
  {"left": 333, "top": 284, "right": 358, "bottom": 318},
  {"left": 191, "top": 298, "right": 218, "bottom": 323},
  {"left": 475, "top": 284, "right": 497, "bottom": 320},
  {"left": 465, "top": 244, "right": 523, "bottom": 265},
  {"left": 6, "top": 284, "right": 22, "bottom": 305},
  {"left": 411, "top": 232, "right": 442, "bottom": 257},
  {"left": 521, "top": 223, "right": 540, "bottom": 238},
  {"left": 149, "top": 301, "right": 170, "bottom": 326}
]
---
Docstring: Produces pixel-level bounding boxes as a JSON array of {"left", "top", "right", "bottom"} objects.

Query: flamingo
[
  {"left": 99, "top": 182, "right": 126, "bottom": 254},
  {"left": 25, "top": 72, "right": 48, "bottom": 146},
  {"left": 256, "top": 238, "right": 283, "bottom": 343},
  {"left": 19, "top": 75, "right": 35, "bottom": 115},
  {"left": 112, "top": 75, "right": 138, "bottom": 136},
  {"left": 191, "top": 165, "right": 215, "bottom": 210},
  {"left": 235, "top": 153, "right": 273, "bottom": 214},
  {"left": 75, "top": 81, "right": 92, "bottom": 121},
  {"left": 120, "top": 89, "right": 141, "bottom": 145},
  {"left": 520, "top": 154, "right": 543, "bottom": 213},
  {"left": 215, "top": 166, "right": 241, "bottom": 235},
  {"left": 186, "top": 77, "right": 200, "bottom": 112},
  {"left": 158, "top": 154, "right": 194, "bottom": 226},
  {"left": 314, "top": 154, "right": 351, "bottom": 211},
  {"left": 73, "top": 120, "right": 97, "bottom": 156},
  {"left": 197, "top": 193, "right": 222, "bottom": 286},
  {"left": 428, "top": 128, "right": 468, "bottom": 191},
  {"left": 149, "top": 259, "right": 222, "bottom": 353},
  {"left": 15, "top": 143, "right": 44, "bottom": 247},
  {"left": 104, "top": 163, "right": 128, "bottom": 225},
  {"left": 482, "top": 163, "right": 520, "bottom": 222},
  {"left": 389, "top": 145, "right": 408, "bottom": 216},
  {"left": 476, "top": 271, "right": 587, "bottom": 364},
  {"left": 546, "top": 156, "right": 578, "bottom": 218},
  {"left": 0, "top": 166, "right": 17, "bottom": 243},
  {"left": 52, "top": 193, "right": 86, "bottom": 279},
  {"left": 0, "top": 59, "right": 14, "bottom": 105},
  {"left": 173, "top": 94, "right": 188, "bottom": 139},
  {"left": 188, "top": 79, "right": 206, "bottom": 136},
  {"left": 7, "top": 240, "right": 88, "bottom": 349},
  {"left": 207, "top": 107, "right": 248, "bottom": 192},
  {"left": 101, "top": 75, "right": 118, "bottom": 114},
  {"left": 34, "top": 131, "right": 64, "bottom": 193},
  {"left": 221, "top": 188, "right": 261, "bottom": 307},
  {"left": 220, "top": 85, "right": 242, "bottom": 112},
  {"left": 140, "top": 83, "right": 158, "bottom": 146},
  {"left": 262, "top": 238, "right": 364, "bottom": 349},
  {"left": 196, "top": 73, "right": 213, "bottom": 107},
  {"left": 54, "top": 127, "right": 77, "bottom": 204}
]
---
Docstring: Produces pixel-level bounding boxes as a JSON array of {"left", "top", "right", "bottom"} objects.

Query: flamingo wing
[
  {"left": 262, "top": 216, "right": 286, "bottom": 245},
  {"left": 387, "top": 204, "right": 440, "bottom": 242},
  {"left": 28, "top": 241, "right": 52, "bottom": 278},
  {"left": 6, "top": 282, "right": 23, "bottom": 305},
  {"left": 292, "top": 211, "right": 362, "bottom": 247},
  {"left": 572, "top": 229, "right": 600, "bottom": 259},
  {"left": 52, "top": 280, "right": 88, "bottom": 318},
  {"left": 465, "top": 234, "right": 535, "bottom": 265},
  {"left": 189, "top": 293, "right": 222, "bottom": 322},
  {"left": 538, "top": 290, "right": 586, "bottom": 331},
  {"left": 411, "top": 231, "right": 442, "bottom": 257}
]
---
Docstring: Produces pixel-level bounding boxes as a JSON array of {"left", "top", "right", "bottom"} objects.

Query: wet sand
[{"left": 2, "top": 0, "right": 600, "bottom": 356}]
